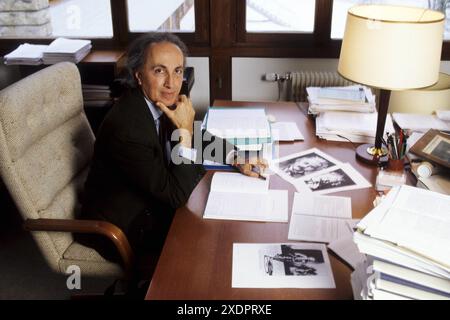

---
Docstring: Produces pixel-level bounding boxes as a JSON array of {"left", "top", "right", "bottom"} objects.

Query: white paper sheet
[
  {"left": 288, "top": 193, "right": 354, "bottom": 243},
  {"left": 288, "top": 215, "right": 354, "bottom": 243},
  {"left": 232, "top": 243, "right": 335, "bottom": 288},
  {"left": 203, "top": 172, "right": 288, "bottom": 222},
  {"left": 328, "top": 236, "right": 366, "bottom": 269},
  {"left": 292, "top": 193, "right": 352, "bottom": 219},
  {"left": 206, "top": 107, "right": 271, "bottom": 139},
  {"left": 270, "top": 122, "right": 304, "bottom": 141}
]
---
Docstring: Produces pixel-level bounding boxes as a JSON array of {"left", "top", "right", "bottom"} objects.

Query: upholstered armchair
[{"left": 0, "top": 62, "right": 133, "bottom": 280}]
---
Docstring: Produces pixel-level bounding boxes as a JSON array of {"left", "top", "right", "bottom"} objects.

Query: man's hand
[
  {"left": 233, "top": 155, "right": 268, "bottom": 179},
  {"left": 156, "top": 95, "right": 195, "bottom": 148},
  {"left": 156, "top": 95, "right": 195, "bottom": 135}
]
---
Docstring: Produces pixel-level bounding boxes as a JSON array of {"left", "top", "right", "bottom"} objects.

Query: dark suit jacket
[{"left": 80, "top": 88, "right": 206, "bottom": 240}]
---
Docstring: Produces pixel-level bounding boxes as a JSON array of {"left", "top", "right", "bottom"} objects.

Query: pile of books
[
  {"left": 3, "top": 38, "right": 92, "bottom": 65},
  {"left": 82, "top": 84, "right": 113, "bottom": 108},
  {"left": 351, "top": 185, "right": 450, "bottom": 300}
]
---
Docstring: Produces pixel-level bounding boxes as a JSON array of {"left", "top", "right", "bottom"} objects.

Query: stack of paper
[
  {"left": 203, "top": 172, "right": 288, "bottom": 222},
  {"left": 3, "top": 43, "right": 47, "bottom": 65},
  {"left": 205, "top": 107, "right": 271, "bottom": 151},
  {"left": 315, "top": 111, "right": 395, "bottom": 143},
  {"left": 351, "top": 185, "right": 450, "bottom": 300},
  {"left": 43, "top": 38, "right": 92, "bottom": 64},
  {"left": 392, "top": 113, "right": 450, "bottom": 133},
  {"left": 307, "top": 85, "right": 376, "bottom": 115}
]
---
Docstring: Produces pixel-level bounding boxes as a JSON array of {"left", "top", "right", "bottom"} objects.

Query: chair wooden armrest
[{"left": 23, "top": 218, "right": 134, "bottom": 273}]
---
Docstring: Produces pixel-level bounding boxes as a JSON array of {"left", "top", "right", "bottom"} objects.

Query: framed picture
[{"left": 410, "top": 129, "right": 450, "bottom": 169}]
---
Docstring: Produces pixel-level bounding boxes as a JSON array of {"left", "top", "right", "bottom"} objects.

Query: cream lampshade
[
  {"left": 389, "top": 72, "right": 450, "bottom": 114},
  {"left": 338, "top": 4, "right": 445, "bottom": 164}
]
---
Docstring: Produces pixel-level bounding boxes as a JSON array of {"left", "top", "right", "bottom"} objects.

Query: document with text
[
  {"left": 288, "top": 193, "right": 354, "bottom": 243},
  {"left": 203, "top": 172, "right": 288, "bottom": 222}
]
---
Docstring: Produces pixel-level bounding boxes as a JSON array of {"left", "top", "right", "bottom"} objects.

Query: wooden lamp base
[{"left": 355, "top": 144, "right": 388, "bottom": 165}]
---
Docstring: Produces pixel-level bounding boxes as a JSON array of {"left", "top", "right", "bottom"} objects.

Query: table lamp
[{"left": 338, "top": 5, "right": 445, "bottom": 165}]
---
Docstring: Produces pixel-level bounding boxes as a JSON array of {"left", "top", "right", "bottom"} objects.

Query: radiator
[{"left": 288, "top": 71, "right": 355, "bottom": 102}]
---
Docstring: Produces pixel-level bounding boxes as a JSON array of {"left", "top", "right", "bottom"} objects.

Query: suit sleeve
[{"left": 107, "top": 134, "right": 205, "bottom": 209}]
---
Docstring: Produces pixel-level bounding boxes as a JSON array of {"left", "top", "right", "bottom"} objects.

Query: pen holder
[
  {"left": 386, "top": 158, "right": 405, "bottom": 173},
  {"left": 376, "top": 158, "right": 407, "bottom": 191}
]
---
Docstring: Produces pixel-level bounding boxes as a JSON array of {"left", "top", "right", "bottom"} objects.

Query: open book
[{"left": 203, "top": 172, "right": 288, "bottom": 222}]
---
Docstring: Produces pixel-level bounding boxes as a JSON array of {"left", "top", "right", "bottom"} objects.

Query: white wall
[
  {"left": 441, "top": 60, "right": 450, "bottom": 74},
  {"left": 232, "top": 57, "right": 450, "bottom": 102},
  {"left": 186, "top": 57, "right": 209, "bottom": 118}
]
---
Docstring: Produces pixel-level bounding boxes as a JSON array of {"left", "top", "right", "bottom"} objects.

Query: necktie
[{"left": 158, "top": 114, "right": 171, "bottom": 165}]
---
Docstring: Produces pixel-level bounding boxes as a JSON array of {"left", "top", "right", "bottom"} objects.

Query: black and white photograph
[
  {"left": 304, "top": 168, "right": 355, "bottom": 192},
  {"left": 270, "top": 148, "right": 341, "bottom": 184},
  {"left": 297, "top": 163, "right": 372, "bottom": 195},
  {"left": 232, "top": 243, "right": 335, "bottom": 288},
  {"left": 425, "top": 135, "right": 450, "bottom": 164},
  {"left": 262, "top": 244, "right": 323, "bottom": 276}
]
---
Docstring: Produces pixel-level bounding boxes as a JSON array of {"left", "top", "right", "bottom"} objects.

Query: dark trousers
[{"left": 75, "top": 208, "right": 175, "bottom": 264}]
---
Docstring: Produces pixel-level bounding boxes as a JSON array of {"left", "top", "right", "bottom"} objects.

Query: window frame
[
  {"left": 233, "top": 0, "right": 449, "bottom": 59},
  {"left": 0, "top": 0, "right": 210, "bottom": 54},
  {"left": 236, "top": 0, "right": 330, "bottom": 46}
]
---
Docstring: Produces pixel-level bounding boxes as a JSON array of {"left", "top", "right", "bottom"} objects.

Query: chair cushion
[
  {"left": 15, "top": 113, "right": 93, "bottom": 212},
  {"left": 61, "top": 242, "right": 123, "bottom": 277}
]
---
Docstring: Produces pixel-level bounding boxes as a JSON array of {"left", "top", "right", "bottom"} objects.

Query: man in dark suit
[{"left": 79, "top": 33, "right": 265, "bottom": 262}]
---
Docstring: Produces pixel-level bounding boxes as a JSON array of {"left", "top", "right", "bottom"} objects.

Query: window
[
  {"left": 245, "top": 0, "right": 316, "bottom": 33},
  {"left": 0, "top": 0, "right": 113, "bottom": 39},
  {"left": 127, "top": 0, "right": 195, "bottom": 32},
  {"left": 331, "top": 0, "right": 450, "bottom": 40}
]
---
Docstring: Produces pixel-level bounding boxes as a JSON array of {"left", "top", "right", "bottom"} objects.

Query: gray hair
[{"left": 123, "top": 32, "right": 188, "bottom": 88}]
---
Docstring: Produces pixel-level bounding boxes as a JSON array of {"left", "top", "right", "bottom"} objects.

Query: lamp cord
[{"left": 336, "top": 134, "right": 358, "bottom": 150}]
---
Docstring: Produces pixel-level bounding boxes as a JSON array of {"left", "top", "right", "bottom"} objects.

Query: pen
[{"left": 252, "top": 166, "right": 267, "bottom": 180}]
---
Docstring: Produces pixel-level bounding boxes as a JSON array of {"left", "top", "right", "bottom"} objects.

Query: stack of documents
[
  {"left": 307, "top": 86, "right": 376, "bottom": 115},
  {"left": 203, "top": 172, "right": 288, "bottom": 222},
  {"left": 392, "top": 112, "right": 450, "bottom": 133},
  {"left": 43, "top": 38, "right": 92, "bottom": 64},
  {"left": 3, "top": 43, "right": 47, "bottom": 65},
  {"left": 351, "top": 185, "right": 450, "bottom": 300},
  {"left": 315, "top": 111, "right": 395, "bottom": 143},
  {"left": 205, "top": 107, "right": 271, "bottom": 151},
  {"left": 3, "top": 38, "right": 92, "bottom": 65}
]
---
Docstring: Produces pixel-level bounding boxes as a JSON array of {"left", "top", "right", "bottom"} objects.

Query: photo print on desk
[
  {"left": 232, "top": 243, "right": 335, "bottom": 288},
  {"left": 297, "top": 163, "right": 372, "bottom": 195},
  {"left": 262, "top": 244, "right": 323, "bottom": 276},
  {"left": 270, "top": 148, "right": 342, "bottom": 181}
]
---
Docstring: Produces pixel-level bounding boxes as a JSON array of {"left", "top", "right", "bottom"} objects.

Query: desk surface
[{"left": 145, "top": 100, "right": 381, "bottom": 300}]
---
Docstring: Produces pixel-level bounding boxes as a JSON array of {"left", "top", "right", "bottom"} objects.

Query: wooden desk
[{"left": 145, "top": 100, "right": 380, "bottom": 300}]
